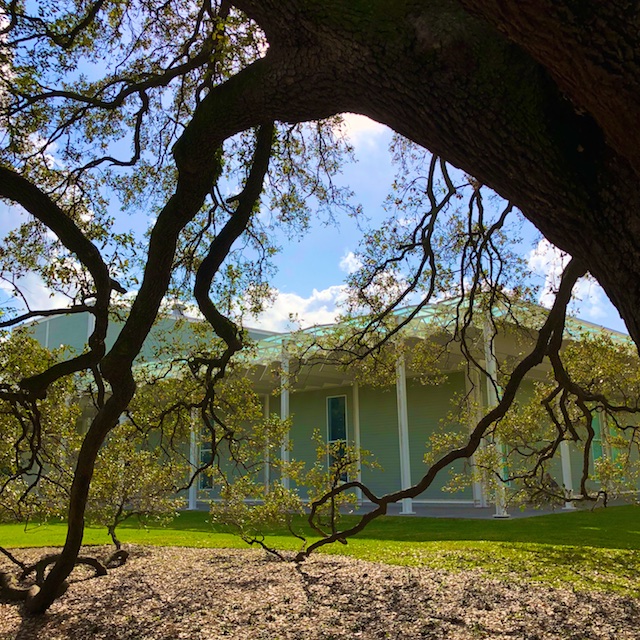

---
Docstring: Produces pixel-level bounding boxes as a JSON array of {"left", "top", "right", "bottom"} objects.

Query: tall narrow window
[
  {"left": 327, "top": 395, "right": 348, "bottom": 482},
  {"left": 592, "top": 412, "right": 604, "bottom": 464},
  {"left": 199, "top": 439, "right": 213, "bottom": 490}
]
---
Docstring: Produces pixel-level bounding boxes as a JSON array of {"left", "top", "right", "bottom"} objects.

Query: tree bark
[
  {"left": 25, "top": 89, "right": 226, "bottom": 616},
  {"left": 11, "top": 0, "right": 640, "bottom": 612},
  {"left": 218, "top": 0, "right": 640, "bottom": 343}
]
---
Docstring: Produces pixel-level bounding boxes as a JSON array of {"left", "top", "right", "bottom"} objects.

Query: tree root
[
  {"left": 105, "top": 549, "right": 129, "bottom": 569},
  {"left": 1, "top": 547, "right": 130, "bottom": 604},
  {"left": 21, "top": 554, "right": 108, "bottom": 585},
  {"left": 0, "top": 570, "right": 38, "bottom": 601}
]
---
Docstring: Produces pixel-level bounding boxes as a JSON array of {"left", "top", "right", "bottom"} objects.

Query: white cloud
[
  {"left": 0, "top": 203, "right": 26, "bottom": 235},
  {"left": 572, "top": 276, "right": 609, "bottom": 320},
  {"left": 339, "top": 251, "right": 362, "bottom": 275},
  {"left": 527, "top": 238, "right": 570, "bottom": 308},
  {"left": 339, "top": 113, "right": 388, "bottom": 150},
  {"left": 247, "top": 285, "right": 348, "bottom": 332},
  {"left": 28, "top": 133, "right": 61, "bottom": 170},
  {"left": 527, "top": 238, "right": 611, "bottom": 323},
  {"left": 0, "top": 273, "right": 71, "bottom": 313}
]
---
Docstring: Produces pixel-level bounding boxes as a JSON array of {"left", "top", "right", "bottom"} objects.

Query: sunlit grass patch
[
  {"left": 321, "top": 538, "right": 640, "bottom": 596},
  {"left": 2, "top": 505, "right": 639, "bottom": 596}
]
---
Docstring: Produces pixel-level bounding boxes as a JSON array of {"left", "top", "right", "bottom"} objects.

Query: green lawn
[{"left": 2, "top": 505, "right": 639, "bottom": 596}]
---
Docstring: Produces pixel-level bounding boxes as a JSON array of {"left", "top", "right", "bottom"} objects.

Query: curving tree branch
[
  {"left": 0, "top": 166, "right": 125, "bottom": 396},
  {"left": 296, "top": 257, "right": 587, "bottom": 560},
  {"left": 193, "top": 122, "right": 274, "bottom": 360}
]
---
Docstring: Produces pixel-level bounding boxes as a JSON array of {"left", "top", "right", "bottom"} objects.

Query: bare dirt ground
[{"left": 1, "top": 545, "right": 639, "bottom": 640}]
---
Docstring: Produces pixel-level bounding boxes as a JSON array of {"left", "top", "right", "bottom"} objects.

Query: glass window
[
  {"left": 327, "top": 396, "right": 347, "bottom": 482},
  {"left": 328, "top": 396, "right": 347, "bottom": 442},
  {"left": 199, "top": 440, "right": 213, "bottom": 490},
  {"left": 592, "top": 413, "right": 603, "bottom": 463}
]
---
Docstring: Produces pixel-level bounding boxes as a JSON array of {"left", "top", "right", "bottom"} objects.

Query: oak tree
[{"left": 0, "top": 0, "right": 639, "bottom": 612}]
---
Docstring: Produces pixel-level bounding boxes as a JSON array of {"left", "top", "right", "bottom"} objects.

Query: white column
[
  {"left": 280, "top": 353, "right": 290, "bottom": 490},
  {"left": 87, "top": 313, "right": 95, "bottom": 341},
  {"left": 352, "top": 381, "right": 362, "bottom": 502},
  {"left": 597, "top": 410, "right": 612, "bottom": 459},
  {"left": 483, "top": 320, "right": 509, "bottom": 518},
  {"left": 465, "top": 367, "right": 488, "bottom": 507},
  {"left": 188, "top": 409, "right": 198, "bottom": 510},
  {"left": 263, "top": 393, "right": 270, "bottom": 493},
  {"left": 560, "top": 440, "right": 576, "bottom": 510},
  {"left": 396, "top": 355, "right": 414, "bottom": 515}
]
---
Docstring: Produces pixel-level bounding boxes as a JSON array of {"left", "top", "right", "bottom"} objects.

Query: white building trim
[
  {"left": 188, "top": 408, "right": 198, "bottom": 510},
  {"left": 280, "top": 352, "right": 290, "bottom": 490},
  {"left": 263, "top": 393, "right": 270, "bottom": 493},
  {"left": 560, "top": 440, "right": 576, "bottom": 510},
  {"left": 483, "top": 320, "right": 509, "bottom": 518},
  {"left": 353, "top": 381, "right": 362, "bottom": 502},
  {"left": 466, "top": 367, "right": 488, "bottom": 507},
  {"left": 396, "top": 355, "right": 415, "bottom": 515}
]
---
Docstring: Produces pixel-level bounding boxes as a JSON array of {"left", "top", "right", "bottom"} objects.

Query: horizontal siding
[
  {"left": 28, "top": 312, "right": 216, "bottom": 363},
  {"left": 407, "top": 371, "right": 472, "bottom": 500},
  {"left": 289, "top": 388, "right": 352, "bottom": 468},
  {"left": 359, "top": 385, "right": 400, "bottom": 496}
]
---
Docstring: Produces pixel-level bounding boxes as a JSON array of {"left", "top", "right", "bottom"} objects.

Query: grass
[{"left": 2, "top": 505, "right": 639, "bottom": 596}]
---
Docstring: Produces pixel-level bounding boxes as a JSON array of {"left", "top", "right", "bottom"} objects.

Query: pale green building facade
[{"left": 26, "top": 304, "right": 624, "bottom": 515}]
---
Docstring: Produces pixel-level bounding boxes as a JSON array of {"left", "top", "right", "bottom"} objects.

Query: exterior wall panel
[
  {"left": 407, "top": 372, "right": 473, "bottom": 501},
  {"left": 359, "top": 386, "right": 401, "bottom": 496}
]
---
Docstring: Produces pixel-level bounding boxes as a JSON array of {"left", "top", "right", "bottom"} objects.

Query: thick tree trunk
[
  {"left": 26, "top": 110, "right": 224, "bottom": 616},
  {"left": 25, "top": 387, "right": 133, "bottom": 613},
  {"left": 16, "top": 0, "right": 640, "bottom": 612},
  {"left": 219, "top": 0, "right": 640, "bottom": 344},
  {"left": 459, "top": 0, "right": 640, "bottom": 178}
]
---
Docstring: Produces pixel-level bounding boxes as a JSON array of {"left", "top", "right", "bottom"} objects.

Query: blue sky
[
  {"left": 248, "top": 115, "right": 627, "bottom": 335},
  {"left": 0, "top": 114, "right": 627, "bottom": 335}
]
